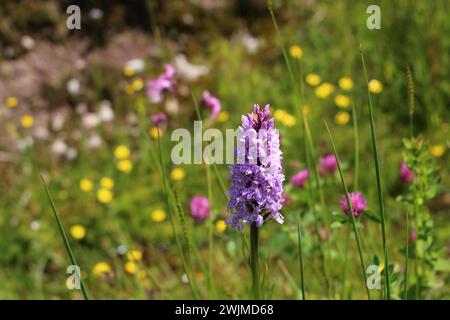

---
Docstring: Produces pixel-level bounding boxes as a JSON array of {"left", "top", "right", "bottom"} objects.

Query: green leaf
[
  {"left": 330, "top": 221, "right": 343, "bottom": 229},
  {"left": 434, "top": 259, "right": 450, "bottom": 272},
  {"left": 364, "top": 210, "right": 381, "bottom": 223}
]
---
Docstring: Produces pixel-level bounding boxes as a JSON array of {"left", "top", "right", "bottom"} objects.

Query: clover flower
[
  {"left": 189, "top": 195, "right": 210, "bottom": 222},
  {"left": 201, "top": 91, "right": 221, "bottom": 119},
  {"left": 318, "top": 153, "right": 338, "bottom": 176},
  {"left": 290, "top": 169, "right": 309, "bottom": 187},
  {"left": 151, "top": 112, "right": 168, "bottom": 126},
  {"left": 399, "top": 161, "right": 415, "bottom": 183},
  {"left": 340, "top": 192, "right": 367, "bottom": 218},
  {"left": 147, "top": 64, "right": 175, "bottom": 103},
  {"left": 227, "top": 104, "right": 284, "bottom": 231}
]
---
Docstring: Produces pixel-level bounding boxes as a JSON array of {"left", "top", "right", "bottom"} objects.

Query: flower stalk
[{"left": 250, "top": 223, "right": 260, "bottom": 299}]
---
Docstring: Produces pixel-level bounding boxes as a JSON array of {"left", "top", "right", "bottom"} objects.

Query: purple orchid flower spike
[{"left": 227, "top": 104, "right": 284, "bottom": 231}]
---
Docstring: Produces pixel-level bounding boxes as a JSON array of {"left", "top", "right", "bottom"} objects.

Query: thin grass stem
[
  {"left": 360, "top": 48, "right": 391, "bottom": 299},
  {"left": 296, "top": 211, "right": 306, "bottom": 300},
  {"left": 323, "top": 121, "right": 371, "bottom": 300},
  {"left": 40, "top": 175, "right": 90, "bottom": 300}
]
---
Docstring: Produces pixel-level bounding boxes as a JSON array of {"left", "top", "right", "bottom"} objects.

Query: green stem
[
  {"left": 156, "top": 128, "right": 200, "bottom": 299},
  {"left": 360, "top": 48, "right": 391, "bottom": 299},
  {"left": 296, "top": 212, "right": 306, "bottom": 300},
  {"left": 351, "top": 98, "right": 360, "bottom": 190},
  {"left": 250, "top": 224, "right": 260, "bottom": 299},
  {"left": 206, "top": 163, "right": 217, "bottom": 298},
  {"left": 40, "top": 175, "right": 90, "bottom": 300},
  {"left": 340, "top": 232, "right": 351, "bottom": 298},
  {"left": 324, "top": 122, "right": 371, "bottom": 300},
  {"left": 403, "top": 209, "right": 409, "bottom": 299}
]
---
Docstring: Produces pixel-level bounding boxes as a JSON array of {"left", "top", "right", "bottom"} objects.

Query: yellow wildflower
[
  {"left": 335, "top": 94, "right": 351, "bottom": 108},
  {"left": 430, "top": 144, "right": 445, "bottom": 157},
  {"left": 273, "top": 109, "right": 287, "bottom": 122},
  {"left": 338, "top": 77, "right": 353, "bottom": 90},
  {"left": 151, "top": 209, "right": 166, "bottom": 222},
  {"left": 217, "top": 111, "right": 230, "bottom": 122},
  {"left": 132, "top": 78, "right": 144, "bottom": 91},
  {"left": 305, "top": 73, "right": 321, "bottom": 86},
  {"left": 283, "top": 114, "right": 297, "bottom": 127},
  {"left": 124, "top": 261, "right": 137, "bottom": 274},
  {"left": 114, "top": 145, "right": 130, "bottom": 160},
  {"left": 315, "top": 82, "right": 334, "bottom": 99},
  {"left": 93, "top": 262, "right": 111, "bottom": 277},
  {"left": 123, "top": 66, "right": 135, "bottom": 77},
  {"left": 149, "top": 127, "right": 162, "bottom": 139},
  {"left": 215, "top": 220, "right": 227, "bottom": 233},
  {"left": 139, "top": 270, "right": 148, "bottom": 280},
  {"left": 127, "top": 250, "right": 143, "bottom": 261},
  {"left": 5, "top": 97, "right": 18, "bottom": 108},
  {"left": 335, "top": 111, "right": 350, "bottom": 125},
  {"left": 97, "top": 188, "right": 113, "bottom": 204},
  {"left": 79, "top": 179, "right": 93, "bottom": 192},
  {"left": 117, "top": 159, "right": 133, "bottom": 173},
  {"left": 100, "top": 177, "right": 114, "bottom": 190},
  {"left": 289, "top": 45, "right": 303, "bottom": 59},
  {"left": 20, "top": 115, "right": 34, "bottom": 128},
  {"left": 170, "top": 167, "right": 185, "bottom": 181},
  {"left": 124, "top": 84, "right": 135, "bottom": 95},
  {"left": 70, "top": 224, "right": 86, "bottom": 240},
  {"left": 378, "top": 263, "right": 385, "bottom": 272},
  {"left": 368, "top": 79, "right": 383, "bottom": 94}
]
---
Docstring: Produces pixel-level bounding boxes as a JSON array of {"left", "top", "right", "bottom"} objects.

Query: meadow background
[{"left": 0, "top": 0, "right": 448, "bottom": 299}]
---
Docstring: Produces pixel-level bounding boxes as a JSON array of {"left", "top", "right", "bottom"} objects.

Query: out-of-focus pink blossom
[
  {"left": 399, "top": 161, "right": 415, "bottom": 184},
  {"left": 201, "top": 91, "right": 221, "bottom": 119},
  {"left": 189, "top": 195, "right": 210, "bottom": 222},
  {"left": 409, "top": 229, "right": 417, "bottom": 243},
  {"left": 318, "top": 153, "right": 337, "bottom": 176},
  {"left": 147, "top": 64, "right": 176, "bottom": 103},
  {"left": 290, "top": 169, "right": 309, "bottom": 187},
  {"left": 151, "top": 112, "right": 168, "bottom": 126}
]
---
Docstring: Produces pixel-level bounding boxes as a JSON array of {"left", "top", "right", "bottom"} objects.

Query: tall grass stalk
[
  {"left": 339, "top": 98, "right": 360, "bottom": 297},
  {"left": 156, "top": 128, "right": 200, "bottom": 299},
  {"left": 174, "top": 190, "right": 195, "bottom": 274},
  {"left": 351, "top": 98, "right": 360, "bottom": 190},
  {"left": 323, "top": 122, "right": 371, "bottom": 300},
  {"left": 191, "top": 92, "right": 218, "bottom": 298},
  {"left": 404, "top": 65, "right": 415, "bottom": 299},
  {"left": 360, "top": 48, "right": 391, "bottom": 299},
  {"left": 40, "top": 175, "right": 90, "bottom": 300},
  {"left": 296, "top": 211, "right": 306, "bottom": 300},
  {"left": 406, "top": 65, "right": 415, "bottom": 139},
  {"left": 404, "top": 208, "right": 410, "bottom": 299}
]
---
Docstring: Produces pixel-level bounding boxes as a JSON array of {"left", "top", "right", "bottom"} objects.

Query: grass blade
[
  {"left": 351, "top": 97, "right": 360, "bottom": 190},
  {"left": 360, "top": 47, "right": 391, "bottom": 299},
  {"left": 296, "top": 211, "right": 306, "bottom": 300},
  {"left": 156, "top": 128, "right": 200, "bottom": 299},
  {"left": 40, "top": 175, "right": 90, "bottom": 300},
  {"left": 323, "top": 122, "right": 371, "bottom": 300}
]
